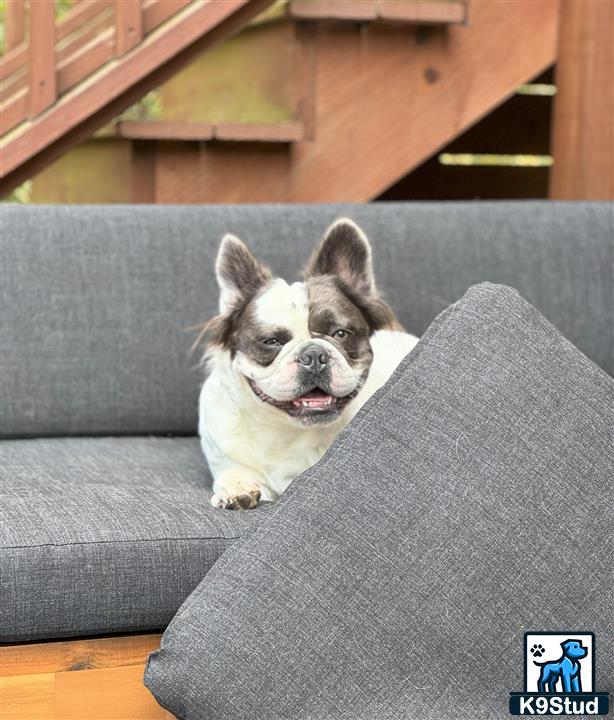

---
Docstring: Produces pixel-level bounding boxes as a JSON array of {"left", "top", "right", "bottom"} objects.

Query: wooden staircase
[
  {"left": 0, "top": 0, "right": 276, "bottom": 195},
  {"left": 1, "top": 0, "right": 560, "bottom": 202}
]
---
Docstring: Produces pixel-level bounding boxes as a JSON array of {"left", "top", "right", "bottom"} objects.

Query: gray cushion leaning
[
  {"left": 1, "top": 202, "right": 611, "bottom": 438},
  {"left": 145, "top": 283, "right": 613, "bottom": 720},
  {"left": 0, "top": 436, "right": 268, "bottom": 642}
]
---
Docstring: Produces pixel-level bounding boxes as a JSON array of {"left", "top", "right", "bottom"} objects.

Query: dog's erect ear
[
  {"left": 215, "top": 234, "right": 272, "bottom": 314},
  {"left": 305, "top": 219, "right": 376, "bottom": 295}
]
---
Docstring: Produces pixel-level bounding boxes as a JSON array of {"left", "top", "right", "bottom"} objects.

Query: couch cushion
[
  {"left": 0, "top": 436, "right": 267, "bottom": 642},
  {"left": 145, "top": 284, "right": 613, "bottom": 720},
  {"left": 2, "top": 202, "right": 611, "bottom": 438}
]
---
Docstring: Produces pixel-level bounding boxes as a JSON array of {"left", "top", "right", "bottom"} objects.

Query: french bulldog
[{"left": 197, "top": 218, "right": 418, "bottom": 509}]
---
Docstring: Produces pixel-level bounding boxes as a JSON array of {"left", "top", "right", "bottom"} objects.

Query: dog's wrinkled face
[{"left": 204, "top": 219, "right": 399, "bottom": 426}]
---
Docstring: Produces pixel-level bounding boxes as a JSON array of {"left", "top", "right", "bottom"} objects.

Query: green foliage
[
  {"left": 120, "top": 91, "right": 163, "bottom": 122},
  {"left": 56, "top": 0, "right": 74, "bottom": 19},
  {"left": 2, "top": 180, "right": 32, "bottom": 204},
  {"left": 0, "top": 0, "right": 6, "bottom": 54}
]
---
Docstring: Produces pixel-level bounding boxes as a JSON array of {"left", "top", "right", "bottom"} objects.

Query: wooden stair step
[
  {"left": 117, "top": 120, "right": 214, "bottom": 141},
  {"left": 288, "top": 0, "right": 466, "bottom": 24},
  {"left": 116, "top": 120, "right": 304, "bottom": 142},
  {"left": 214, "top": 121, "right": 304, "bottom": 142}
]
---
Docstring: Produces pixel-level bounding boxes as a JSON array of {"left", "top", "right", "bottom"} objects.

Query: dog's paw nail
[
  {"left": 236, "top": 489, "right": 261, "bottom": 509},
  {"left": 211, "top": 489, "right": 260, "bottom": 510}
]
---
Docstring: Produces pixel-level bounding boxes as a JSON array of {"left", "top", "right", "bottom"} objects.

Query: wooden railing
[
  {"left": 0, "top": 0, "right": 275, "bottom": 195},
  {"left": 1, "top": 0, "right": 192, "bottom": 135}
]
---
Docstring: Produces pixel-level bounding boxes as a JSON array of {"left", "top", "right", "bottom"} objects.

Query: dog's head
[
  {"left": 561, "top": 640, "right": 587, "bottom": 660},
  {"left": 201, "top": 219, "right": 400, "bottom": 426}
]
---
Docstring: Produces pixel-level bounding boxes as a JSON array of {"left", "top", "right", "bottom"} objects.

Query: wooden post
[
  {"left": 115, "top": 0, "right": 143, "bottom": 56},
  {"left": 29, "top": 0, "right": 57, "bottom": 117},
  {"left": 5, "top": 0, "right": 25, "bottom": 51},
  {"left": 549, "top": 0, "right": 614, "bottom": 199},
  {"left": 131, "top": 140, "right": 157, "bottom": 202}
]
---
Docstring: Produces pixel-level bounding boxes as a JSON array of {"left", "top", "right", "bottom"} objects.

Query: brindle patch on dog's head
[
  {"left": 195, "top": 234, "right": 274, "bottom": 358},
  {"left": 305, "top": 275, "right": 397, "bottom": 366},
  {"left": 304, "top": 218, "right": 401, "bottom": 350}
]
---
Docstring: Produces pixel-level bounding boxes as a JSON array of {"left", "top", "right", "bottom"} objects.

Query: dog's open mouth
[{"left": 248, "top": 380, "right": 358, "bottom": 421}]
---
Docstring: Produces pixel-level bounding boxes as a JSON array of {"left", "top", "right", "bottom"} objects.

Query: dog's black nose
[{"left": 298, "top": 345, "right": 330, "bottom": 373}]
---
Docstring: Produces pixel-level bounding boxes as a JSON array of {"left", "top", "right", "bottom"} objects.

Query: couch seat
[{"left": 0, "top": 436, "right": 267, "bottom": 642}]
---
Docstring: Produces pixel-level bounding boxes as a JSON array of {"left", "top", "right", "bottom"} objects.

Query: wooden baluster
[
  {"left": 5, "top": 0, "right": 25, "bottom": 51},
  {"left": 115, "top": 0, "right": 143, "bottom": 56},
  {"left": 29, "top": 0, "right": 57, "bottom": 117}
]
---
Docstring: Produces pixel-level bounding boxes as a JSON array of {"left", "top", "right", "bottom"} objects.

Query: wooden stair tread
[
  {"left": 117, "top": 120, "right": 215, "bottom": 141},
  {"left": 288, "top": 0, "right": 466, "bottom": 24},
  {"left": 215, "top": 121, "right": 304, "bottom": 142},
  {"left": 116, "top": 120, "right": 304, "bottom": 142}
]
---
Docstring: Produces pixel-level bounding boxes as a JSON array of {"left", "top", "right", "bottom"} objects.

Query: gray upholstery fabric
[
  {"left": 145, "top": 284, "right": 613, "bottom": 720},
  {"left": 1, "top": 202, "right": 611, "bottom": 438},
  {"left": 0, "top": 436, "right": 268, "bottom": 642}
]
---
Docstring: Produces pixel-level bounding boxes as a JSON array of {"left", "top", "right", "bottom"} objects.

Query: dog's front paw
[{"left": 211, "top": 488, "right": 261, "bottom": 510}]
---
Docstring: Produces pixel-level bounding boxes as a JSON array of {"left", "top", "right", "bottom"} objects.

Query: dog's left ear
[{"left": 304, "top": 219, "right": 376, "bottom": 295}]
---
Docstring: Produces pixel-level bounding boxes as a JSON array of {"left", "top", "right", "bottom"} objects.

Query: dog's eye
[
  {"left": 332, "top": 329, "right": 349, "bottom": 340},
  {"left": 262, "top": 338, "right": 282, "bottom": 347}
]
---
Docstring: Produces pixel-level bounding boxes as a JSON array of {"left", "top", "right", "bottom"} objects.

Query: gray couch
[{"left": 1, "top": 201, "right": 612, "bottom": 644}]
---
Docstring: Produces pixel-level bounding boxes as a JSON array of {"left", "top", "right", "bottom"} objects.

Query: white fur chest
[{"left": 199, "top": 351, "right": 343, "bottom": 499}]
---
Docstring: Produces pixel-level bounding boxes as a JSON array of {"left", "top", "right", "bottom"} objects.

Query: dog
[
  {"left": 534, "top": 639, "right": 587, "bottom": 693},
  {"left": 197, "top": 218, "right": 418, "bottom": 510}
]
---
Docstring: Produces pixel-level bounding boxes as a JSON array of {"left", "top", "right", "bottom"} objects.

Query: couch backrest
[{"left": 1, "top": 202, "right": 611, "bottom": 438}]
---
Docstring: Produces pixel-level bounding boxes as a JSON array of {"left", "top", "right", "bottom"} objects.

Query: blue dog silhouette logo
[
  {"left": 533, "top": 639, "right": 586, "bottom": 694},
  {"left": 509, "top": 632, "right": 609, "bottom": 715}
]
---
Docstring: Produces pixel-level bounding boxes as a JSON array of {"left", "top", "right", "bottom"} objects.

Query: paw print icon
[{"left": 530, "top": 643, "right": 545, "bottom": 658}]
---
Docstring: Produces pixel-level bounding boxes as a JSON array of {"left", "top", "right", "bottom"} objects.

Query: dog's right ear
[
  {"left": 215, "top": 234, "right": 272, "bottom": 314},
  {"left": 304, "top": 219, "right": 376, "bottom": 295}
]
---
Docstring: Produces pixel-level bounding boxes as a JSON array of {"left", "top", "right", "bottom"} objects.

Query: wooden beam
[
  {"left": 379, "top": 0, "right": 466, "bottom": 24},
  {"left": 289, "top": 0, "right": 378, "bottom": 20},
  {"left": 57, "top": 6, "right": 116, "bottom": 65},
  {"left": 294, "top": 21, "right": 317, "bottom": 141},
  {"left": 214, "top": 121, "right": 304, "bottom": 142},
  {"left": 0, "top": 633, "right": 169, "bottom": 720},
  {"left": 0, "top": 89, "right": 28, "bottom": 135},
  {"left": 118, "top": 120, "right": 214, "bottom": 140},
  {"left": 28, "top": 0, "right": 57, "bottom": 117},
  {"left": 115, "top": 0, "right": 144, "bottom": 56},
  {"left": 57, "top": 29, "right": 116, "bottom": 95},
  {"left": 549, "top": 0, "right": 614, "bottom": 200},
  {"left": 0, "top": 42, "right": 28, "bottom": 81},
  {"left": 143, "top": 0, "right": 193, "bottom": 33},
  {"left": 5, "top": 0, "right": 25, "bottom": 51},
  {"left": 56, "top": 0, "right": 114, "bottom": 41},
  {"left": 289, "top": 0, "right": 466, "bottom": 24},
  {"left": 0, "top": 0, "right": 277, "bottom": 195},
  {"left": 117, "top": 120, "right": 304, "bottom": 142},
  {"left": 0, "top": 633, "right": 162, "bottom": 677},
  {"left": 131, "top": 140, "right": 158, "bottom": 201}
]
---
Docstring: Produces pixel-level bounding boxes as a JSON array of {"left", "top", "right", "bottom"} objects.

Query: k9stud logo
[{"left": 509, "top": 632, "right": 609, "bottom": 715}]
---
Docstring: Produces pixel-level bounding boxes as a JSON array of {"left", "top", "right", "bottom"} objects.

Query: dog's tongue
[{"left": 292, "top": 388, "right": 334, "bottom": 410}]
